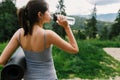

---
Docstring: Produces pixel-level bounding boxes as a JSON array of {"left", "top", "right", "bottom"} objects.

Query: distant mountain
[
  {"left": 73, "top": 13, "right": 117, "bottom": 22},
  {"left": 97, "top": 13, "right": 117, "bottom": 22}
]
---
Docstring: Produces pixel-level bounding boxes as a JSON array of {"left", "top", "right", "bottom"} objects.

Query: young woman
[{"left": 0, "top": 0, "right": 79, "bottom": 80}]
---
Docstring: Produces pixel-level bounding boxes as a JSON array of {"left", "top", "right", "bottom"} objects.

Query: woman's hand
[{"left": 57, "top": 15, "right": 69, "bottom": 28}]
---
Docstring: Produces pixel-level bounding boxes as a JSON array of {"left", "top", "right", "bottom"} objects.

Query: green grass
[
  {"left": 0, "top": 42, "right": 7, "bottom": 70},
  {"left": 0, "top": 40, "right": 120, "bottom": 79},
  {"left": 52, "top": 39, "right": 120, "bottom": 79},
  {"left": 0, "top": 42, "right": 7, "bottom": 54}
]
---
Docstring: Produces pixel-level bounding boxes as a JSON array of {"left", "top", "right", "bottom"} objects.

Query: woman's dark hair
[{"left": 18, "top": 0, "right": 48, "bottom": 36}]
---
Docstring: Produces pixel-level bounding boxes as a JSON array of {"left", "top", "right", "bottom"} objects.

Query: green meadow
[{"left": 1, "top": 39, "right": 120, "bottom": 79}]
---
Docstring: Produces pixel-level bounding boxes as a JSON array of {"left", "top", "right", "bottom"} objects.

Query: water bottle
[{"left": 52, "top": 14, "right": 75, "bottom": 25}]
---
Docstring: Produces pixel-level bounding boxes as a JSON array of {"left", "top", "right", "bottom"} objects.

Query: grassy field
[
  {"left": 52, "top": 39, "right": 120, "bottom": 79},
  {"left": 0, "top": 39, "right": 120, "bottom": 79}
]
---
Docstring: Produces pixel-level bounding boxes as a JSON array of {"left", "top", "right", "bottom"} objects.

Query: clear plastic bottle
[
  {"left": 52, "top": 14, "right": 75, "bottom": 25},
  {"left": 65, "top": 16, "right": 75, "bottom": 25}
]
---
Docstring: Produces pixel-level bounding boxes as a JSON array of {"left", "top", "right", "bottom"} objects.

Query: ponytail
[
  {"left": 17, "top": 0, "right": 48, "bottom": 36},
  {"left": 18, "top": 7, "right": 32, "bottom": 36}
]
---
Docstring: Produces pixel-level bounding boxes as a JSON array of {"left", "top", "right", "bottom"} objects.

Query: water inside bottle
[
  {"left": 51, "top": 14, "right": 75, "bottom": 25},
  {"left": 66, "top": 16, "right": 75, "bottom": 25}
]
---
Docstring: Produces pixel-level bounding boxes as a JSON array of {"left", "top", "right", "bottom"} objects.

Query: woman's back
[
  {"left": 19, "top": 27, "right": 57, "bottom": 80},
  {"left": 19, "top": 26, "right": 50, "bottom": 53},
  {"left": 23, "top": 46, "right": 57, "bottom": 80}
]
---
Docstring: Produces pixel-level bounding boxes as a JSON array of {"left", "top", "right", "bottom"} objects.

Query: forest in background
[{"left": 0, "top": 0, "right": 120, "bottom": 42}]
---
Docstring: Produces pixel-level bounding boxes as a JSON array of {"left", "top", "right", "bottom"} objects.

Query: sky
[{"left": 14, "top": 0, "right": 120, "bottom": 15}]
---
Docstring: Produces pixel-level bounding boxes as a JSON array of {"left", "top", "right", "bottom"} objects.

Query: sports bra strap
[
  {"left": 18, "top": 29, "right": 21, "bottom": 46},
  {"left": 44, "top": 30, "right": 46, "bottom": 49}
]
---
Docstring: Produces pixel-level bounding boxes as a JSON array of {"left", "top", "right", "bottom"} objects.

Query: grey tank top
[{"left": 18, "top": 30, "right": 57, "bottom": 80}]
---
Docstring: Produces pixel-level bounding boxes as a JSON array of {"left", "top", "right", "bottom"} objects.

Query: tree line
[
  {"left": 0, "top": 0, "right": 19, "bottom": 42},
  {"left": 0, "top": 0, "right": 120, "bottom": 42},
  {"left": 70, "top": 4, "right": 120, "bottom": 41}
]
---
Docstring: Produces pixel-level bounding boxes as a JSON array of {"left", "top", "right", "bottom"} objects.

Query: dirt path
[
  {"left": 103, "top": 48, "right": 120, "bottom": 80},
  {"left": 103, "top": 48, "right": 120, "bottom": 61}
]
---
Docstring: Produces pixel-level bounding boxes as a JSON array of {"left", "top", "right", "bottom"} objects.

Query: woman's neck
[{"left": 34, "top": 23, "right": 43, "bottom": 28}]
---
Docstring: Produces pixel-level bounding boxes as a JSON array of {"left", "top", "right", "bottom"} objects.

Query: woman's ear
[{"left": 37, "top": 12, "right": 43, "bottom": 19}]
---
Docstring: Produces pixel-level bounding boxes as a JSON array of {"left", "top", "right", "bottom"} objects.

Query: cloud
[
  {"left": 87, "top": 0, "right": 120, "bottom": 5},
  {"left": 96, "top": 3, "right": 120, "bottom": 14},
  {"left": 15, "top": 0, "right": 120, "bottom": 15},
  {"left": 64, "top": 0, "right": 93, "bottom": 15},
  {"left": 47, "top": 0, "right": 120, "bottom": 15},
  {"left": 47, "top": 0, "right": 93, "bottom": 15},
  {"left": 16, "top": 0, "right": 30, "bottom": 8}
]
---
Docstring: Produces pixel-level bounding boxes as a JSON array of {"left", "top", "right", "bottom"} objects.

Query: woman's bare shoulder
[
  {"left": 12, "top": 28, "right": 24, "bottom": 39},
  {"left": 15, "top": 28, "right": 24, "bottom": 34},
  {"left": 45, "top": 30, "right": 56, "bottom": 36}
]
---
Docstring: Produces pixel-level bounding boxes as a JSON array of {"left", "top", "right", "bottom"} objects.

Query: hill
[
  {"left": 97, "top": 13, "right": 117, "bottom": 22},
  {"left": 68, "top": 15, "right": 113, "bottom": 30},
  {"left": 72, "top": 13, "right": 117, "bottom": 22}
]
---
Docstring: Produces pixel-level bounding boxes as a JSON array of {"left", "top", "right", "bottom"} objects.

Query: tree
[
  {"left": 85, "top": 4, "right": 97, "bottom": 39},
  {"left": 100, "top": 25, "right": 109, "bottom": 40},
  {"left": 77, "top": 30, "right": 86, "bottom": 40},
  {"left": 0, "top": 0, "right": 19, "bottom": 42},
  {"left": 109, "top": 9, "right": 120, "bottom": 39},
  {"left": 52, "top": 0, "right": 66, "bottom": 38}
]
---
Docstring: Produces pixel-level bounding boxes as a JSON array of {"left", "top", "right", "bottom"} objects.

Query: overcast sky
[{"left": 14, "top": 0, "right": 120, "bottom": 15}]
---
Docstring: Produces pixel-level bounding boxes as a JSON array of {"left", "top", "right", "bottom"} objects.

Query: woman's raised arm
[{"left": 47, "top": 15, "right": 79, "bottom": 54}]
